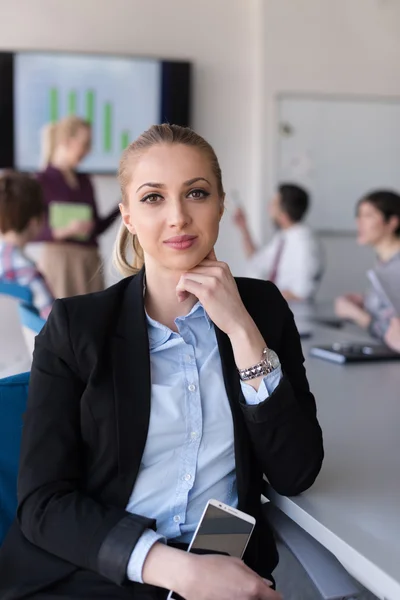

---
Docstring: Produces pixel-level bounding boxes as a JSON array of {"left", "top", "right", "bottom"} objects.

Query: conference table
[{"left": 265, "top": 321, "right": 400, "bottom": 600}]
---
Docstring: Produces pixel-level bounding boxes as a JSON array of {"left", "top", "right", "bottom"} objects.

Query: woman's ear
[
  {"left": 119, "top": 202, "right": 136, "bottom": 235},
  {"left": 388, "top": 214, "right": 400, "bottom": 236}
]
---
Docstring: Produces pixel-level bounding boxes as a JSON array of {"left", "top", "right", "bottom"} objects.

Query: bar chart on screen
[
  {"left": 48, "top": 87, "right": 130, "bottom": 154},
  {"left": 14, "top": 52, "right": 161, "bottom": 172}
]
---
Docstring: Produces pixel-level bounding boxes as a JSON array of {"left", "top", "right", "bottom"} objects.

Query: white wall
[
  {"left": 0, "top": 0, "right": 262, "bottom": 281},
  {"left": 260, "top": 0, "right": 400, "bottom": 298}
]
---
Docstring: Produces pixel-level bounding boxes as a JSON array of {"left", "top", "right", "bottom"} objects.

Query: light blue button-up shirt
[{"left": 126, "top": 302, "right": 282, "bottom": 582}]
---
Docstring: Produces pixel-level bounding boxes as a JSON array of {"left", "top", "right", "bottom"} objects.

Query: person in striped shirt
[{"left": 0, "top": 171, "right": 54, "bottom": 319}]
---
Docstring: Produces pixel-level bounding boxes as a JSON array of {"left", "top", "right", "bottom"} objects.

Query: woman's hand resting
[
  {"left": 52, "top": 219, "right": 94, "bottom": 241},
  {"left": 176, "top": 554, "right": 282, "bottom": 600},
  {"left": 142, "top": 543, "right": 282, "bottom": 600},
  {"left": 385, "top": 317, "right": 400, "bottom": 352},
  {"left": 334, "top": 295, "right": 371, "bottom": 329}
]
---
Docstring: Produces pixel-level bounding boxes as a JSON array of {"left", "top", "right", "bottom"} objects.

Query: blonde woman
[
  {"left": 0, "top": 125, "right": 323, "bottom": 599},
  {"left": 36, "top": 116, "right": 119, "bottom": 298}
]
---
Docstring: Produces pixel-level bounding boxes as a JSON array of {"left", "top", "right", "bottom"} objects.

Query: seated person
[
  {"left": 0, "top": 125, "right": 323, "bottom": 600},
  {"left": 385, "top": 317, "right": 400, "bottom": 352},
  {"left": 0, "top": 171, "right": 54, "bottom": 319},
  {"left": 335, "top": 190, "right": 400, "bottom": 339},
  {"left": 234, "top": 184, "right": 323, "bottom": 302}
]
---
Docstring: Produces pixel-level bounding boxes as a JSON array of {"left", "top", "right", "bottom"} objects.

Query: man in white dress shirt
[{"left": 234, "top": 184, "right": 323, "bottom": 302}]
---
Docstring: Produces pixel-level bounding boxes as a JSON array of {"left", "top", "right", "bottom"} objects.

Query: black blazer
[{"left": 0, "top": 270, "right": 323, "bottom": 598}]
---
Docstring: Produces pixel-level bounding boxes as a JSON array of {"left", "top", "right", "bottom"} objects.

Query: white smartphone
[{"left": 167, "top": 499, "right": 256, "bottom": 600}]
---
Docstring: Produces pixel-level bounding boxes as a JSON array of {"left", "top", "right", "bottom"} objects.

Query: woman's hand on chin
[
  {"left": 176, "top": 249, "right": 268, "bottom": 389},
  {"left": 176, "top": 249, "right": 251, "bottom": 337}
]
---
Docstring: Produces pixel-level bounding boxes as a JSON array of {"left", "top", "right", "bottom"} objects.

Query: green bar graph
[
  {"left": 103, "top": 103, "right": 112, "bottom": 152},
  {"left": 68, "top": 90, "right": 77, "bottom": 115},
  {"left": 46, "top": 87, "right": 133, "bottom": 157},
  {"left": 86, "top": 90, "right": 95, "bottom": 123},
  {"left": 49, "top": 88, "right": 58, "bottom": 122},
  {"left": 121, "top": 130, "right": 130, "bottom": 150}
]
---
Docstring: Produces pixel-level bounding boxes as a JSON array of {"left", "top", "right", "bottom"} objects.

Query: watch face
[{"left": 266, "top": 349, "right": 280, "bottom": 369}]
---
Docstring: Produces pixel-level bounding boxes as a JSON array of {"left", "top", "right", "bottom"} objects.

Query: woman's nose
[{"left": 167, "top": 199, "right": 191, "bottom": 228}]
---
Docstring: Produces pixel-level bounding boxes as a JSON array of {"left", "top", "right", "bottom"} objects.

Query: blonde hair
[
  {"left": 41, "top": 116, "right": 91, "bottom": 167},
  {"left": 114, "top": 124, "right": 224, "bottom": 277}
]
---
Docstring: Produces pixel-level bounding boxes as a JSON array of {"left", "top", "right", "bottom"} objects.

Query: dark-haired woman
[{"left": 335, "top": 190, "right": 400, "bottom": 339}]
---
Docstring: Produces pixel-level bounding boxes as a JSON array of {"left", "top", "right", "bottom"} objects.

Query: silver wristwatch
[{"left": 238, "top": 347, "right": 281, "bottom": 382}]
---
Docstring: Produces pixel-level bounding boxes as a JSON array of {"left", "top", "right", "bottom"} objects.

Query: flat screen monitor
[{"left": 0, "top": 51, "right": 192, "bottom": 173}]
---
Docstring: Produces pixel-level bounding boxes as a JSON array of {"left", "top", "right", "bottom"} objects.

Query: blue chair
[
  {"left": 0, "top": 372, "right": 30, "bottom": 546},
  {"left": 0, "top": 282, "right": 33, "bottom": 304},
  {"left": 0, "top": 284, "right": 35, "bottom": 378},
  {"left": 17, "top": 304, "right": 45, "bottom": 356}
]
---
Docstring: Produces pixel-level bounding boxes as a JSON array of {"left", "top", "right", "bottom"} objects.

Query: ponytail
[
  {"left": 113, "top": 222, "right": 144, "bottom": 277},
  {"left": 41, "top": 122, "right": 58, "bottom": 167}
]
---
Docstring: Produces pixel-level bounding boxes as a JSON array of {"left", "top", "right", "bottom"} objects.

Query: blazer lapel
[
  {"left": 112, "top": 268, "right": 151, "bottom": 484},
  {"left": 215, "top": 326, "right": 250, "bottom": 507}
]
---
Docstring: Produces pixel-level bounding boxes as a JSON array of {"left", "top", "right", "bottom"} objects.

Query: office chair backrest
[
  {"left": 0, "top": 282, "right": 33, "bottom": 304},
  {"left": 17, "top": 304, "right": 45, "bottom": 356},
  {"left": 0, "top": 372, "right": 30, "bottom": 546}
]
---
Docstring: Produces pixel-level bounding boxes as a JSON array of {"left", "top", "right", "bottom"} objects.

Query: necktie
[{"left": 269, "top": 237, "right": 285, "bottom": 283}]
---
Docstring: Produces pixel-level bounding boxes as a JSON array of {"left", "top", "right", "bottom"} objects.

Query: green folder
[{"left": 49, "top": 202, "right": 93, "bottom": 240}]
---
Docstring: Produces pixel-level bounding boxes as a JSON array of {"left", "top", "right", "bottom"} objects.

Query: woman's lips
[{"left": 163, "top": 235, "right": 198, "bottom": 250}]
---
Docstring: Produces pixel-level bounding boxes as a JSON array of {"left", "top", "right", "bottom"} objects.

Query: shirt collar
[
  {"left": 146, "top": 301, "right": 212, "bottom": 350},
  {"left": 378, "top": 250, "right": 400, "bottom": 267},
  {"left": 282, "top": 222, "right": 306, "bottom": 237}
]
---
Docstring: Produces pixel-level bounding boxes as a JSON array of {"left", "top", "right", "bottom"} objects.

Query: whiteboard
[{"left": 276, "top": 94, "right": 400, "bottom": 232}]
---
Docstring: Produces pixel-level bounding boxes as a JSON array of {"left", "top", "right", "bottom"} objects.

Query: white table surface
[{"left": 265, "top": 324, "right": 400, "bottom": 600}]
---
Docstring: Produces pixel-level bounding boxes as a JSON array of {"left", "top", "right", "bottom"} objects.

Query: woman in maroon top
[{"left": 36, "top": 116, "right": 119, "bottom": 298}]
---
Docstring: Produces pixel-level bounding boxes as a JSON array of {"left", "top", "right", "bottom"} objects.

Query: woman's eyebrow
[
  {"left": 136, "top": 182, "right": 165, "bottom": 193},
  {"left": 136, "top": 177, "right": 211, "bottom": 193},
  {"left": 184, "top": 177, "right": 211, "bottom": 187}
]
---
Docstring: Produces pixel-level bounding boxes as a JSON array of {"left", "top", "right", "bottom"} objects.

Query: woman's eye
[
  {"left": 141, "top": 193, "right": 163, "bottom": 204},
  {"left": 188, "top": 189, "right": 209, "bottom": 200}
]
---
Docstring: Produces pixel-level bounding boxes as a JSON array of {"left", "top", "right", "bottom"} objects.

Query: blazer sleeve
[
  {"left": 17, "top": 299, "right": 156, "bottom": 586},
  {"left": 240, "top": 288, "right": 324, "bottom": 496}
]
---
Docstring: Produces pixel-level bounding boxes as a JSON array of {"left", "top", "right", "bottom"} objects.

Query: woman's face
[
  {"left": 120, "top": 143, "right": 224, "bottom": 274},
  {"left": 356, "top": 201, "right": 398, "bottom": 246},
  {"left": 65, "top": 127, "right": 92, "bottom": 167}
]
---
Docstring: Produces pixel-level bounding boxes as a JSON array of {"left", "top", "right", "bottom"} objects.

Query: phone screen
[
  {"left": 189, "top": 503, "right": 254, "bottom": 557},
  {"left": 168, "top": 503, "right": 254, "bottom": 600}
]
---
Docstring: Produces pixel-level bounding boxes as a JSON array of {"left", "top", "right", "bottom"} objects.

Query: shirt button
[
  {"left": 184, "top": 473, "right": 192, "bottom": 481},
  {"left": 188, "top": 384, "right": 196, "bottom": 392},
  {"left": 173, "top": 515, "right": 181, "bottom": 523},
  {"left": 190, "top": 432, "right": 198, "bottom": 440},
  {"left": 185, "top": 355, "right": 192, "bottom": 362}
]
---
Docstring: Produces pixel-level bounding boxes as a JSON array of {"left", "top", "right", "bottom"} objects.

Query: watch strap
[{"left": 238, "top": 347, "right": 275, "bottom": 382}]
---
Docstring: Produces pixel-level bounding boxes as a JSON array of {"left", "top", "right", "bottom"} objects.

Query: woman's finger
[
  {"left": 199, "top": 258, "right": 230, "bottom": 272},
  {"left": 179, "top": 273, "right": 217, "bottom": 286},
  {"left": 176, "top": 277, "right": 203, "bottom": 302},
  {"left": 185, "top": 265, "right": 226, "bottom": 277},
  {"left": 176, "top": 289, "right": 190, "bottom": 303}
]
